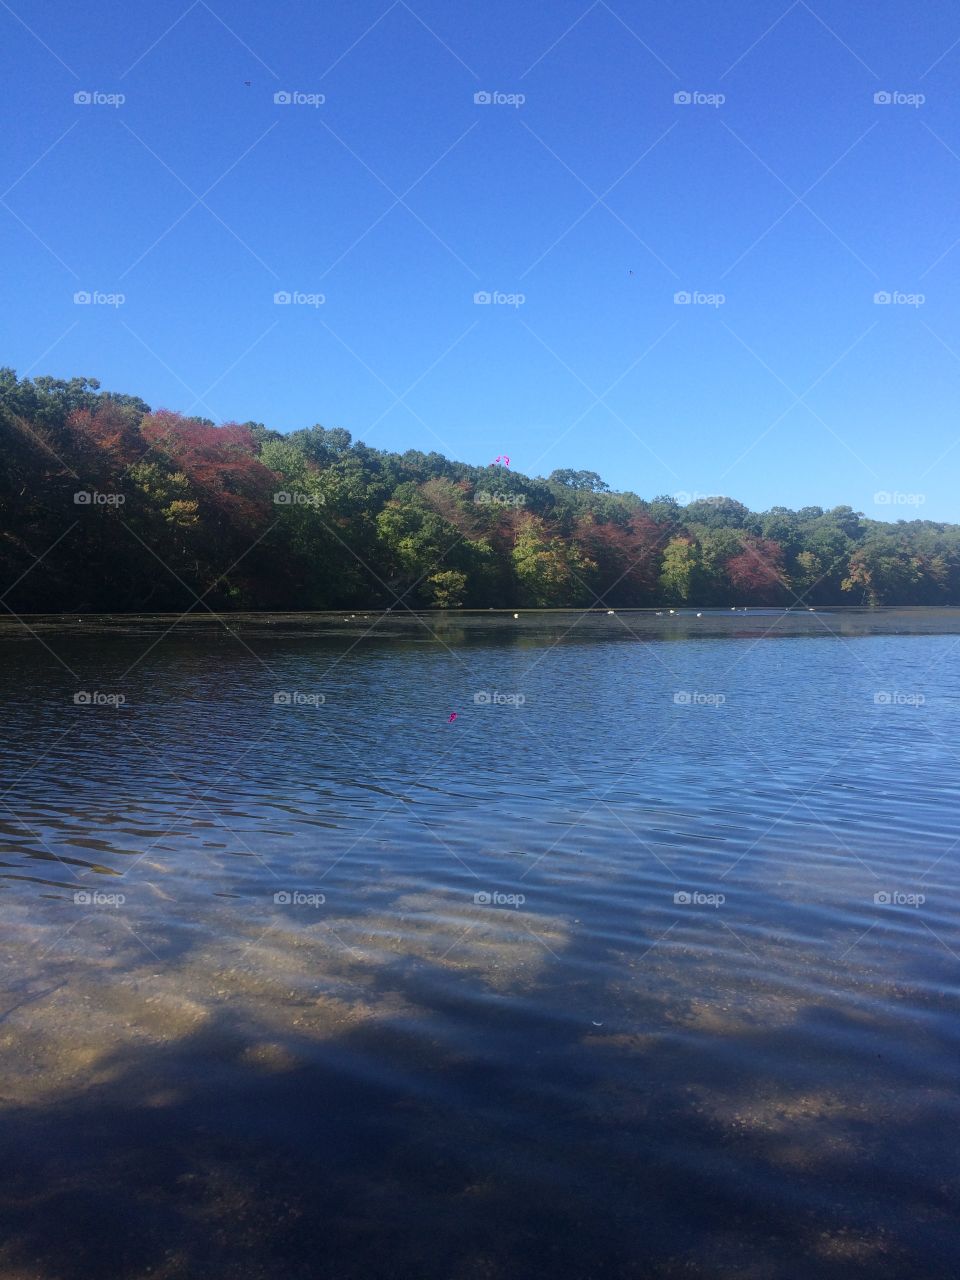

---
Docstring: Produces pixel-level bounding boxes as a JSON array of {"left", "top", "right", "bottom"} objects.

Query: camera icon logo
[
  {"left": 473, "top": 691, "right": 491, "bottom": 704},
  {"left": 873, "top": 291, "right": 891, "bottom": 304},
  {"left": 274, "top": 491, "right": 292, "bottom": 504},
  {"left": 474, "top": 91, "right": 492, "bottom": 104},
  {"left": 73, "top": 291, "right": 92, "bottom": 305},
  {"left": 673, "top": 691, "right": 692, "bottom": 704},
  {"left": 273, "top": 692, "right": 292, "bottom": 705},
  {"left": 674, "top": 91, "right": 692, "bottom": 105},
  {"left": 74, "top": 890, "right": 92, "bottom": 904},
  {"left": 473, "top": 291, "right": 492, "bottom": 304},
  {"left": 274, "top": 290, "right": 291, "bottom": 304},
  {"left": 474, "top": 891, "right": 492, "bottom": 905},
  {"left": 874, "top": 891, "right": 891, "bottom": 905},
  {"left": 674, "top": 290, "right": 691, "bottom": 304},
  {"left": 274, "top": 91, "right": 292, "bottom": 104},
  {"left": 874, "top": 91, "right": 892, "bottom": 105},
  {"left": 673, "top": 891, "right": 692, "bottom": 904},
  {"left": 73, "top": 491, "right": 92, "bottom": 504},
  {"left": 874, "top": 691, "right": 892, "bottom": 704},
  {"left": 74, "top": 91, "right": 92, "bottom": 105},
  {"left": 274, "top": 890, "right": 292, "bottom": 904},
  {"left": 73, "top": 691, "right": 92, "bottom": 704}
]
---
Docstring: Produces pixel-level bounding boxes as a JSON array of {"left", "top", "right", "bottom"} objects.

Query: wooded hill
[{"left": 2, "top": 369, "right": 955, "bottom": 611}]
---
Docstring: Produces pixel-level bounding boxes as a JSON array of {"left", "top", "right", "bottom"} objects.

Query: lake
[{"left": 1, "top": 608, "right": 959, "bottom": 1279}]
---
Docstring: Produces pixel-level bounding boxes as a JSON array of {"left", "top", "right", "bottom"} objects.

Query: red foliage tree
[
  {"left": 724, "top": 536, "right": 786, "bottom": 601},
  {"left": 138, "top": 412, "right": 279, "bottom": 528},
  {"left": 67, "top": 403, "right": 142, "bottom": 467},
  {"left": 574, "top": 512, "right": 664, "bottom": 604}
]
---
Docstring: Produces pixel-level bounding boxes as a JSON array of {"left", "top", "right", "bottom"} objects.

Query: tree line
[{"left": 1, "top": 368, "right": 957, "bottom": 612}]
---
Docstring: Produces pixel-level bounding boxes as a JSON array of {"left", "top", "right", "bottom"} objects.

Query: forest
[{"left": 2, "top": 368, "right": 958, "bottom": 612}]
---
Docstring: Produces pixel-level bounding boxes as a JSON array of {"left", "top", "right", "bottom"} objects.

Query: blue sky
[{"left": 2, "top": 0, "right": 960, "bottom": 517}]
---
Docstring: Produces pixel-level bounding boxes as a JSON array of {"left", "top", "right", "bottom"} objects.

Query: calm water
[{"left": 1, "top": 609, "right": 959, "bottom": 1279}]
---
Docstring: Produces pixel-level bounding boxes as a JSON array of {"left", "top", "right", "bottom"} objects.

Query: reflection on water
[{"left": 1, "top": 610, "right": 959, "bottom": 1278}]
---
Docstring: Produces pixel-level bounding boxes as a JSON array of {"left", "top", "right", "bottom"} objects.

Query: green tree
[
  {"left": 659, "top": 536, "right": 701, "bottom": 602},
  {"left": 512, "top": 516, "right": 596, "bottom": 606},
  {"left": 548, "top": 469, "right": 610, "bottom": 493},
  {"left": 428, "top": 570, "right": 468, "bottom": 608}
]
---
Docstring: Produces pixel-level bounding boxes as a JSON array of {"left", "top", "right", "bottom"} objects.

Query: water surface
[{"left": 1, "top": 609, "right": 958, "bottom": 1278}]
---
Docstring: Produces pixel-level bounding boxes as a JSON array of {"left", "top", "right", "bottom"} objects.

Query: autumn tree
[{"left": 512, "top": 514, "right": 596, "bottom": 607}]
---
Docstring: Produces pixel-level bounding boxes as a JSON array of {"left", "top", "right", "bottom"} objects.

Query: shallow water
[{"left": 1, "top": 609, "right": 959, "bottom": 1278}]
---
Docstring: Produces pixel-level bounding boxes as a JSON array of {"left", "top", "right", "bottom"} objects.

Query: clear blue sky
[{"left": 3, "top": 0, "right": 959, "bottom": 517}]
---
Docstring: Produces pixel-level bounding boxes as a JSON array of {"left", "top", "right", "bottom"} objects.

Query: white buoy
[
  {"left": 513, "top": 613, "right": 519, "bottom": 619},
  {"left": 669, "top": 610, "right": 675, "bottom": 615},
  {"left": 696, "top": 612, "right": 702, "bottom": 617},
  {"left": 607, "top": 610, "right": 615, "bottom": 615}
]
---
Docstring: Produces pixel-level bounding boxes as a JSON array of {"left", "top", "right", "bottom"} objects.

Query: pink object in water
[{"left": 448, "top": 712, "right": 457, "bottom": 723}]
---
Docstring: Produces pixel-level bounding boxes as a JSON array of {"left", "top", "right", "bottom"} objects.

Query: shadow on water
[
  {"left": 1, "top": 890, "right": 958, "bottom": 1280},
  {"left": 0, "top": 981, "right": 69, "bottom": 1026}
]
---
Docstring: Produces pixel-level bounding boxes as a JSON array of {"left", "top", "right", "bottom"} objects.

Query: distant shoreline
[{"left": 5, "top": 606, "right": 960, "bottom": 640}]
